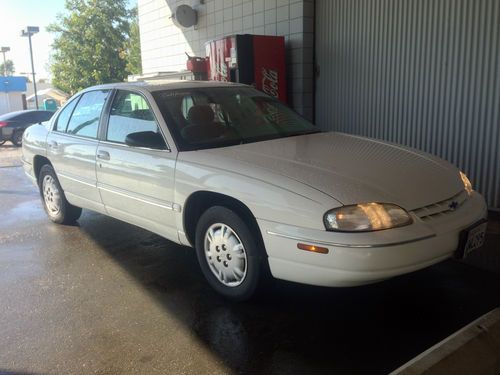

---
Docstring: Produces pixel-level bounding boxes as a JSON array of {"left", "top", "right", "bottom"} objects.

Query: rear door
[
  {"left": 95, "top": 89, "right": 178, "bottom": 241},
  {"left": 46, "top": 89, "right": 110, "bottom": 213}
]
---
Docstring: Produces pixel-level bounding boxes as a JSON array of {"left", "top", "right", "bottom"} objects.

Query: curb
[{"left": 391, "top": 308, "right": 500, "bottom": 375}]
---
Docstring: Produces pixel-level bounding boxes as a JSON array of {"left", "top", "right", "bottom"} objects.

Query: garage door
[{"left": 315, "top": 0, "right": 500, "bottom": 209}]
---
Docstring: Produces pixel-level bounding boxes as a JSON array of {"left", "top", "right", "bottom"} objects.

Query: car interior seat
[{"left": 181, "top": 104, "right": 224, "bottom": 143}]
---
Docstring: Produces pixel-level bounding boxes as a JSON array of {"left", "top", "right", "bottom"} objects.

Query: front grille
[{"left": 412, "top": 190, "right": 468, "bottom": 222}]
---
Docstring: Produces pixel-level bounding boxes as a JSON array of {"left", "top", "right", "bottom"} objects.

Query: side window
[
  {"left": 66, "top": 90, "right": 109, "bottom": 138},
  {"left": 54, "top": 98, "right": 79, "bottom": 132},
  {"left": 107, "top": 90, "right": 161, "bottom": 144}
]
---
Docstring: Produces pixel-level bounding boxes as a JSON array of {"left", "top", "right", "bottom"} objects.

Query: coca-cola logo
[{"left": 262, "top": 68, "right": 279, "bottom": 98}]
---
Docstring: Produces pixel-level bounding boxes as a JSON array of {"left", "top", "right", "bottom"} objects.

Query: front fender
[
  {"left": 22, "top": 124, "right": 49, "bottom": 168},
  {"left": 174, "top": 156, "right": 341, "bottom": 236}
]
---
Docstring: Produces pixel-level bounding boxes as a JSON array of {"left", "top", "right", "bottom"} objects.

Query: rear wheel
[
  {"left": 38, "top": 164, "right": 82, "bottom": 224},
  {"left": 195, "top": 206, "right": 268, "bottom": 300},
  {"left": 11, "top": 130, "right": 23, "bottom": 147}
]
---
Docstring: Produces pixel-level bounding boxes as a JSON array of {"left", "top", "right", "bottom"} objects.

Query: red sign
[
  {"left": 205, "top": 37, "right": 233, "bottom": 82},
  {"left": 204, "top": 35, "right": 287, "bottom": 103},
  {"left": 253, "top": 35, "right": 287, "bottom": 103},
  {"left": 261, "top": 68, "right": 280, "bottom": 98}
]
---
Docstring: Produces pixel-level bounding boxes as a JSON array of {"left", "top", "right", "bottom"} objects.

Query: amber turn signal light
[{"left": 297, "top": 243, "right": 329, "bottom": 254}]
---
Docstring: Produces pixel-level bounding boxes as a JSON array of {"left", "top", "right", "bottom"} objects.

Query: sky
[
  {"left": 0, "top": 0, "right": 136, "bottom": 80},
  {"left": 0, "top": 0, "right": 67, "bottom": 79}
]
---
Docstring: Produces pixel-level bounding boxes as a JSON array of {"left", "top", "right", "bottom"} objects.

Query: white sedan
[{"left": 22, "top": 81, "right": 488, "bottom": 300}]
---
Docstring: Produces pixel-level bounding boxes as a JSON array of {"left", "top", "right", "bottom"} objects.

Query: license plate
[{"left": 456, "top": 221, "right": 488, "bottom": 259}]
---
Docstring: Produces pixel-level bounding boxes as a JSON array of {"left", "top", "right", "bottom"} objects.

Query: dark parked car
[{"left": 0, "top": 110, "right": 54, "bottom": 146}]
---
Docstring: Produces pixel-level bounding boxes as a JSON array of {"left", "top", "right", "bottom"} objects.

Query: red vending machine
[{"left": 205, "top": 34, "right": 287, "bottom": 103}]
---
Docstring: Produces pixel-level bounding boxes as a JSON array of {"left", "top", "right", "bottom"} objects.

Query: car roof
[
  {"left": 0, "top": 109, "right": 54, "bottom": 121},
  {"left": 83, "top": 80, "right": 248, "bottom": 93}
]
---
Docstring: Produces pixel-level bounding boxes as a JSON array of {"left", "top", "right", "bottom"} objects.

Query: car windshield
[{"left": 152, "top": 87, "right": 320, "bottom": 150}]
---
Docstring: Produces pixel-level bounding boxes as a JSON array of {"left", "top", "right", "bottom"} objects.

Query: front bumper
[{"left": 258, "top": 192, "right": 488, "bottom": 287}]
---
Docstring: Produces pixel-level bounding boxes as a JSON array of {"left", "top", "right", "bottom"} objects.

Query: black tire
[
  {"left": 0, "top": 140, "right": 5, "bottom": 146},
  {"left": 195, "top": 206, "right": 269, "bottom": 301},
  {"left": 11, "top": 130, "right": 24, "bottom": 147},
  {"left": 38, "top": 164, "right": 82, "bottom": 224}
]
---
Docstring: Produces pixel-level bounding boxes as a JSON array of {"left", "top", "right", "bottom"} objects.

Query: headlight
[
  {"left": 324, "top": 203, "right": 413, "bottom": 232},
  {"left": 460, "top": 171, "right": 473, "bottom": 196}
]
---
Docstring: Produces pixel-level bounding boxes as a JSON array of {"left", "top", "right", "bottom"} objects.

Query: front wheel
[
  {"left": 38, "top": 164, "right": 82, "bottom": 224},
  {"left": 195, "top": 206, "right": 268, "bottom": 300}
]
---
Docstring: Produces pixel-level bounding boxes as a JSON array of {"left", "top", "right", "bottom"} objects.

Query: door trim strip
[
  {"left": 97, "top": 183, "right": 174, "bottom": 211},
  {"left": 58, "top": 172, "right": 96, "bottom": 188}
]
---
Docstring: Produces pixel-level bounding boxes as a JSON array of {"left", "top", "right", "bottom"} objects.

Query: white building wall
[
  {"left": 138, "top": 0, "right": 314, "bottom": 119},
  {"left": 0, "top": 93, "right": 24, "bottom": 115}
]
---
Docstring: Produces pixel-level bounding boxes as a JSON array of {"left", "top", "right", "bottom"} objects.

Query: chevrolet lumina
[{"left": 22, "top": 81, "right": 488, "bottom": 300}]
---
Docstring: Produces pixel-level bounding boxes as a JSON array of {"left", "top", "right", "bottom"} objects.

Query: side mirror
[{"left": 125, "top": 131, "right": 166, "bottom": 150}]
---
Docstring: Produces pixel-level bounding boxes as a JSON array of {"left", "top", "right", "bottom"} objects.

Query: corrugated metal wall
[{"left": 315, "top": 0, "right": 500, "bottom": 209}]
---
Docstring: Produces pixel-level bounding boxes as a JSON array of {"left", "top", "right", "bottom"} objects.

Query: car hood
[{"left": 200, "top": 132, "right": 464, "bottom": 210}]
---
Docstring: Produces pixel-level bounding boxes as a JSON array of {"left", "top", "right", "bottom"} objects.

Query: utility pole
[{"left": 21, "top": 26, "right": 39, "bottom": 109}]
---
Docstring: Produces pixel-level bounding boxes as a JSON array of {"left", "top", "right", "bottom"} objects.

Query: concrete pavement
[{"left": 0, "top": 145, "right": 22, "bottom": 168}]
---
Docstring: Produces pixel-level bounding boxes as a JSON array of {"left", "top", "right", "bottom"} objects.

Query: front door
[{"left": 95, "top": 90, "right": 178, "bottom": 241}]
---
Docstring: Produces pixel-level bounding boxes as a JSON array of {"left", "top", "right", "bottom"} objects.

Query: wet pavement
[
  {"left": 1, "top": 148, "right": 500, "bottom": 375},
  {"left": 0, "top": 145, "right": 23, "bottom": 168}
]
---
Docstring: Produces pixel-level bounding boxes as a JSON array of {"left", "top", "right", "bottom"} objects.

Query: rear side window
[
  {"left": 54, "top": 98, "right": 79, "bottom": 132},
  {"left": 66, "top": 90, "right": 109, "bottom": 138},
  {"left": 107, "top": 90, "right": 160, "bottom": 144}
]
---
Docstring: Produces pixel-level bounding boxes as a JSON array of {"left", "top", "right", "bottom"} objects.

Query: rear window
[
  {"left": 0, "top": 110, "right": 53, "bottom": 122},
  {"left": 19, "top": 111, "right": 54, "bottom": 123},
  {"left": 0, "top": 111, "right": 23, "bottom": 121}
]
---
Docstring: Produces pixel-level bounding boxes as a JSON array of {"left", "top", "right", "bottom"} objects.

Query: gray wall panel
[{"left": 315, "top": 0, "right": 500, "bottom": 209}]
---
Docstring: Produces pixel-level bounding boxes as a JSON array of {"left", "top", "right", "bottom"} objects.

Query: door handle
[
  {"left": 48, "top": 140, "right": 58, "bottom": 149},
  {"left": 97, "top": 150, "right": 110, "bottom": 161}
]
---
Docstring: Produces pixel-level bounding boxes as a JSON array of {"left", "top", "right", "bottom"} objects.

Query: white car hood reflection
[{"left": 200, "top": 132, "right": 464, "bottom": 210}]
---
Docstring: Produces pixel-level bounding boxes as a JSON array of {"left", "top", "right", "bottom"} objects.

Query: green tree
[
  {"left": 0, "top": 60, "right": 15, "bottom": 76},
  {"left": 48, "top": 0, "right": 130, "bottom": 94},
  {"left": 125, "top": 6, "right": 142, "bottom": 75}
]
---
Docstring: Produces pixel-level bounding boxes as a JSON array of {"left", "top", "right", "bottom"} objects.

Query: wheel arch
[
  {"left": 33, "top": 155, "right": 52, "bottom": 183},
  {"left": 183, "top": 191, "right": 265, "bottom": 254}
]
